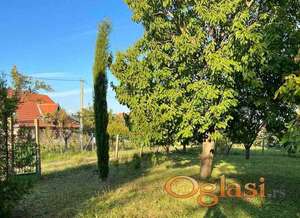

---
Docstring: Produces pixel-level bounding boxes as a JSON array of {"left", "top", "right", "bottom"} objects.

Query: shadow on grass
[
  {"left": 12, "top": 152, "right": 157, "bottom": 218},
  {"left": 200, "top": 151, "right": 300, "bottom": 218},
  {"left": 158, "top": 147, "right": 300, "bottom": 218},
  {"left": 12, "top": 147, "right": 300, "bottom": 218}
]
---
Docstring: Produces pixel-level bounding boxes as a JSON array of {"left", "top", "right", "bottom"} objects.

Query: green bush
[
  {"left": 280, "top": 121, "right": 300, "bottom": 156},
  {"left": 14, "top": 142, "right": 36, "bottom": 171},
  {"left": 132, "top": 154, "right": 142, "bottom": 169},
  {"left": 0, "top": 176, "right": 33, "bottom": 217}
]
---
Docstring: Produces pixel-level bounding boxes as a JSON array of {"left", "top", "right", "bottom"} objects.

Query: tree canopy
[
  {"left": 112, "top": 0, "right": 300, "bottom": 146},
  {"left": 112, "top": 0, "right": 300, "bottom": 177}
]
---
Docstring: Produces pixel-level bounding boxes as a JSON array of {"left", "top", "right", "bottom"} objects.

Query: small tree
[
  {"left": 107, "top": 113, "right": 130, "bottom": 138},
  {"left": 81, "top": 106, "right": 96, "bottom": 135},
  {"left": 45, "top": 109, "right": 73, "bottom": 152},
  {"left": 93, "top": 20, "right": 111, "bottom": 180}
]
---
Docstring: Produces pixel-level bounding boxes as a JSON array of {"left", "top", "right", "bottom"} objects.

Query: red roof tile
[
  {"left": 16, "top": 101, "right": 40, "bottom": 122},
  {"left": 37, "top": 104, "right": 59, "bottom": 116},
  {"left": 7, "top": 90, "right": 79, "bottom": 128},
  {"left": 14, "top": 92, "right": 58, "bottom": 124}
]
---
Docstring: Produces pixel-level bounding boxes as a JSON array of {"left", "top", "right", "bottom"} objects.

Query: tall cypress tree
[{"left": 93, "top": 20, "right": 111, "bottom": 180}]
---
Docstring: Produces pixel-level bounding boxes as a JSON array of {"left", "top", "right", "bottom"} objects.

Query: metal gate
[{"left": 0, "top": 119, "right": 41, "bottom": 180}]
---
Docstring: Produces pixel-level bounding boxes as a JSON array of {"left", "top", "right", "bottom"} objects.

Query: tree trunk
[
  {"left": 200, "top": 137, "right": 215, "bottom": 179},
  {"left": 226, "top": 144, "right": 233, "bottom": 155},
  {"left": 245, "top": 146, "right": 250, "bottom": 160},
  {"left": 183, "top": 144, "right": 186, "bottom": 153},
  {"left": 165, "top": 145, "right": 169, "bottom": 154},
  {"left": 139, "top": 145, "right": 144, "bottom": 157},
  {"left": 64, "top": 138, "right": 68, "bottom": 152}
]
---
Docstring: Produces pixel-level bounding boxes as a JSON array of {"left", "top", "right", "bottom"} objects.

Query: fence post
[
  {"left": 10, "top": 116, "right": 15, "bottom": 175},
  {"left": 4, "top": 115, "right": 9, "bottom": 180},
  {"left": 115, "top": 134, "right": 119, "bottom": 160},
  {"left": 35, "top": 119, "right": 41, "bottom": 177},
  {"left": 80, "top": 80, "right": 84, "bottom": 151}
]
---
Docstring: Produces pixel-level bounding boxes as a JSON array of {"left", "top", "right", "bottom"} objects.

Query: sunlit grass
[{"left": 12, "top": 147, "right": 300, "bottom": 218}]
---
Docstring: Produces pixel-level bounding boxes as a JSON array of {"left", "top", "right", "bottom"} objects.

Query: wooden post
[
  {"left": 80, "top": 80, "right": 84, "bottom": 151},
  {"left": 3, "top": 115, "right": 9, "bottom": 180},
  {"left": 35, "top": 119, "right": 41, "bottom": 176},
  {"left": 10, "top": 116, "right": 15, "bottom": 174},
  {"left": 115, "top": 134, "right": 119, "bottom": 160}
]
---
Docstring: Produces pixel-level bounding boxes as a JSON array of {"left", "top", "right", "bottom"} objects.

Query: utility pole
[{"left": 80, "top": 80, "right": 84, "bottom": 151}]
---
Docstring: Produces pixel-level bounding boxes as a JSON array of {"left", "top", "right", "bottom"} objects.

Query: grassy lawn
[{"left": 12, "top": 147, "right": 300, "bottom": 218}]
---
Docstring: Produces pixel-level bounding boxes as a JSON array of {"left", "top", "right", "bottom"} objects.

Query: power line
[
  {"left": 28, "top": 76, "right": 84, "bottom": 82},
  {"left": 2, "top": 72, "right": 85, "bottom": 82}
]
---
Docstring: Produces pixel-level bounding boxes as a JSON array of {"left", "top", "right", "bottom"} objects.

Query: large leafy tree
[
  {"left": 112, "top": 0, "right": 268, "bottom": 178},
  {"left": 227, "top": 0, "right": 300, "bottom": 159},
  {"left": 93, "top": 20, "right": 111, "bottom": 180}
]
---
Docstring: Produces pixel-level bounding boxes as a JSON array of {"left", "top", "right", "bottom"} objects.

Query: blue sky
[{"left": 0, "top": 0, "right": 143, "bottom": 113}]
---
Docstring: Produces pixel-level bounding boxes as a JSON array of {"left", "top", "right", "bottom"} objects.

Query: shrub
[
  {"left": 132, "top": 154, "right": 141, "bottom": 169},
  {"left": 0, "top": 176, "right": 33, "bottom": 217}
]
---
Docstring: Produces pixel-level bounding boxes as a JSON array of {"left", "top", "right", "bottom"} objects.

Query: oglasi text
[{"left": 164, "top": 175, "right": 265, "bottom": 207}]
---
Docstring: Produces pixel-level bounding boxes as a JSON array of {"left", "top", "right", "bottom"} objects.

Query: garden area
[
  {"left": 1, "top": 0, "right": 300, "bottom": 218},
  {"left": 11, "top": 147, "right": 300, "bottom": 218}
]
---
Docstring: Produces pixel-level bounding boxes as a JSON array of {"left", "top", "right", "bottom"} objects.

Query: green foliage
[
  {"left": 0, "top": 67, "right": 53, "bottom": 216},
  {"left": 0, "top": 76, "right": 18, "bottom": 179},
  {"left": 14, "top": 127, "right": 36, "bottom": 171},
  {"left": 131, "top": 153, "right": 141, "bottom": 169},
  {"left": 107, "top": 112, "right": 130, "bottom": 137},
  {"left": 81, "top": 106, "right": 95, "bottom": 134},
  {"left": 82, "top": 107, "right": 130, "bottom": 138},
  {"left": 276, "top": 73, "right": 300, "bottom": 104},
  {"left": 280, "top": 112, "right": 300, "bottom": 155},
  {"left": 112, "top": 0, "right": 281, "bottom": 147},
  {"left": 93, "top": 20, "right": 111, "bottom": 180},
  {"left": 111, "top": 0, "right": 300, "bottom": 164},
  {"left": 0, "top": 77, "right": 33, "bottom": 217},
  {"left": 0, "top": 177, "right": 33, "bottom": 217},
  {"left": 227, "top": 0, "right": 299, "bottom": 152}
]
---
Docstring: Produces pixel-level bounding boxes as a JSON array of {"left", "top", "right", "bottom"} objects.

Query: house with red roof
[{"left": 9, "top": 90, "right": 79, "bottom": 128}]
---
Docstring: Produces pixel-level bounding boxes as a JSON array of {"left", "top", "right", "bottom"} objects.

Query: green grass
[{"left": 12, "top": 147, "right": 300, "bottom": 218}]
